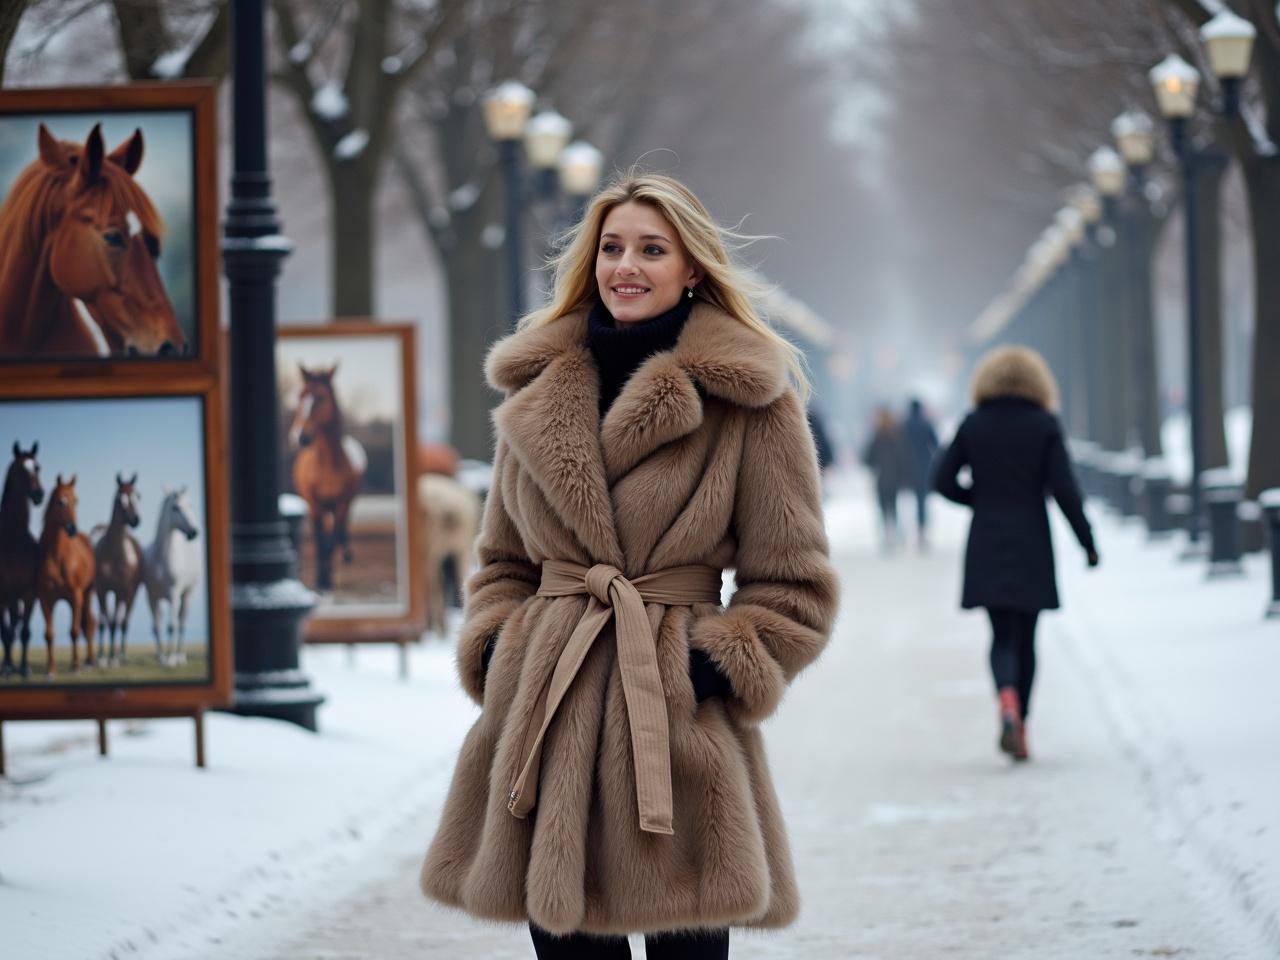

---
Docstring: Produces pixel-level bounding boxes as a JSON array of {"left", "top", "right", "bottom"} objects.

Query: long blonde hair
[{"left": 521, "top": 172, "right": 810, "bottom": 398}]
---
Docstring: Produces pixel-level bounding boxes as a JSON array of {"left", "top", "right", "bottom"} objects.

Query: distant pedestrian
[
  {"left": 419, "top": 173, "right": 838, "bottom": 959},
  {"left": 902, "top": 397, "right": 939, "bottom": 548},
  {"left": 933, "top": 346, "right": 1098, "bottom": 762},
  {"left": 807, "top": 406, "right": 836, "bottom": 474},
  {"left": 862, "top": 407, "right": 909, "bottom": 551}
]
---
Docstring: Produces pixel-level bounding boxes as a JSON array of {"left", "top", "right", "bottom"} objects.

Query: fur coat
[
  {"left": 419, "top": 302, "right": 839, "bottom": 935},
  {"left": 934, "top": 345, "right": 1094, "bottom": 611}
]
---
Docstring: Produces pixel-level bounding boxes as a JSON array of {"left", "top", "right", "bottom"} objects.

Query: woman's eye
[
  {"left": 103, "top": 230, "right": 126, "bottom": 249},
  {"left": 644, "top": 245, "right": 665, "bottom": 256},
  {"left": 601, "top": 242, "right": 619, "bottom": 254}
]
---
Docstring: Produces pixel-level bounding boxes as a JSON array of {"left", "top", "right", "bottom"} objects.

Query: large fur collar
[
  {"left": 485, "top": 302, "right": 787, "bottom": 409},
  {"left": 484, "top": 303, "right": 790, "bottom": 568},
  {"left": 970, "top": 344, "right": 1059, "bottom": 411}
]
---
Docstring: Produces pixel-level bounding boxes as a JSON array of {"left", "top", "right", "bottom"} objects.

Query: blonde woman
[
  {"left": 420, "top": 174, "right": 839, "bottom": 959},
  {"left": 933, "top": 345, "right": 1098, "bottom": 762}
]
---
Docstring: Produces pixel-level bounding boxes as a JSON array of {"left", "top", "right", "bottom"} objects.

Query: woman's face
[{"left": 595, "top": 201, "right": 700, "bottom": 325}]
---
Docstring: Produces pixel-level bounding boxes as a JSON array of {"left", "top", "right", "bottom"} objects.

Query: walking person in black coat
[
  {"left": 933, "top": 346, "right": 1099, "bottom": 761},
  {"left": 902, "top": 398, "right": 939, "bottom": 549},
  {"left": 862, "top": 407, "right": 909, "bottom": 552}
]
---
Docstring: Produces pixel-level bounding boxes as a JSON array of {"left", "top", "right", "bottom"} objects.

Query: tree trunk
[
  {"left": 0, "top": 0, "right": 29, "bottom": 86},
  {"left": 1193, "top": 149, "right": 1230, "bottom": 471},
  {"left": 444, "top": 233, "right": 505, "bottom": 461},
  {"left": 329, "top": 161, "right": 376, "bottom": 318},
  {"left": 1243, "top": 156, "right": 1280, "bottom": 501}
]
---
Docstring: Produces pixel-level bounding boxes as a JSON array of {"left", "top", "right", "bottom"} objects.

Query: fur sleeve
[
  {"left": 456, "top": 440, "right": 540, "bottom": 705},
  {"left": 689, "top": 390, "right": 839, "bottom": 724}
]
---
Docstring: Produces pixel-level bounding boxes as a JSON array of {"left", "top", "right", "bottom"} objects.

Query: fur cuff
[
  {"left": 689, "top": 610, "right": 788, "bottom": 724},
  {"left": 457, "top": 598, "right": 524, "bottom": 705}
]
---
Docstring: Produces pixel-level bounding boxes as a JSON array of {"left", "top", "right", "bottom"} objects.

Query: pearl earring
[{"left": 686, "top": 287, "right": 694, "bottom": 299}]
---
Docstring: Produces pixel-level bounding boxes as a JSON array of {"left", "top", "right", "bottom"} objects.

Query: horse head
[
  {"left": 114, "top": 471, "right": 141, "bottom": 529},
  {"left": 164, "top": 487, "right": 199, "bottom": 542},
  {"left": 46, "top": 473, "right": 79, "bottom": 537},
  {"left": 289, "top": 363, "right": 341, "bottom": 449},
  {"left": 36, "top": 124, "right": 186, "bottom": 357},
  {"left": 8, "top": 440, "right": 43, "bottom": 507}
]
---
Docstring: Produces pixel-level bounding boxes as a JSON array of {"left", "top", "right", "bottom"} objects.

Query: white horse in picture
[{"left": 142, "top": 486, "right": 201, "bottom": 667}]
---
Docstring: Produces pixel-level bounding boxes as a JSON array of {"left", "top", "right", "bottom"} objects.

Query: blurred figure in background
[
  {"left": 862, "top": 407, "right": 909, "bottom": 552},
  {"left": 901, "top": 398, "right": 939, "bottom": 549},
  {"left": 933, "top": 346, "right": 1098, "bottom": 762},
  {"left": 807, "top": 405, "right": 836, "bottom": 492}
]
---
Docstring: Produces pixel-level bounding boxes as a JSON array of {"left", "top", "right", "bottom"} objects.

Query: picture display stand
[
  {"left": 276, "top": 322, "right": 425, "bottom": 676},
  {"left": 0, "top": 82, "right": 229, "bottom": 771}
]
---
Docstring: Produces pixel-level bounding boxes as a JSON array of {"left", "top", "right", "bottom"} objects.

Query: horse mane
[
  {"left": 0, "top": 461, "right": 25, "bottom": 528},
  {"left": 0, "top": 149, "right": 166, "bottom": 349}
]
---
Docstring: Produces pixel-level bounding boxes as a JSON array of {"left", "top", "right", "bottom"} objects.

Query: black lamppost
[
  {"left": 1111, "top": 110, "right": 1162, "bottom": 459},
  {"left": 525, "top": 110, "right": 572, "bottom": 211},
  {"left": 222, "top": 0, "right": 323, "bottom": 729},
  {"left": 482, "top": 81, "right": 535, "bottom": 329},
  {"left": 1149, "top": 9, "right": 1255, "bottom": 546}
]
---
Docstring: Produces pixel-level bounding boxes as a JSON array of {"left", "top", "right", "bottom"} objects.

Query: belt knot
[{"left": 585, "top": 563, "right": 623, "bottom": 605}]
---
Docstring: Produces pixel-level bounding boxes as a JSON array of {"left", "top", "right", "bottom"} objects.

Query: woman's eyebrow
[{"left": 600, "top": 231, "right": 671, "bottom": 243}]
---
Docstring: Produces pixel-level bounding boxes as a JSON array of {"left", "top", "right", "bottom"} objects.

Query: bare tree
[{"left": 0, "top": 0, "right": 31, "bottom": 85}]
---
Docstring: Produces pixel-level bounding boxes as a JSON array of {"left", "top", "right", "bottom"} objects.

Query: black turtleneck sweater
[
  {"left": 583, "top": 295, "right": 731, "bottom": 703},
  {"left": 587, "top": 296, "right": 692, "bottom": 415}
]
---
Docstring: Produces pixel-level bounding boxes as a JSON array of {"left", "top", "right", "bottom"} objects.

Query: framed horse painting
[
  {"left": 0, "top": 82, "right": 219, "bottom": 374},
  {"left": 275, "top": 323, "right": 424, "bottom": 644},
  {"left": 0, "top": 377, "right": 231, "bottom": 714}
]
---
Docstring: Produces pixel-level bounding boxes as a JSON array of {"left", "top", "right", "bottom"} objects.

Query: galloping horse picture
[
  {"left": 91, "top": 472, "right": 144, "bottom": 666},
  {"left": 0, "top": 111, "right": 196, "bottom": 359},
  {"left": 277, "top": 326, "right": 420, "bottom": 635},
  {"left": 288, "top": 363, "right": 367, "bottom": 593},
  {"left": 0, "top": 441, "right": 43, "bottom": 677},
  {"left": 36, "top": 474, "right": 97, "bottom": 674},
  {"left": 0, "top": 396, "right": 210, "bottom": 686}
]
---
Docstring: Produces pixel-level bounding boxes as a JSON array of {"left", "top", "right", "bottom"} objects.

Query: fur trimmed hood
[{"left": 970, "top": 344, "right": 1059, "bottom": 411}]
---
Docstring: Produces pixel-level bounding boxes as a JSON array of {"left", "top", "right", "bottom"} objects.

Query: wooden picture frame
[
  {"left": 0, "top": 82, "right": 219, "bottom": 375},
  {"left": 0, "top": 376, "right": 232, "bottom": 716},
  {"left": 276, "top": 322, "right": 423, "bottom": 644}
]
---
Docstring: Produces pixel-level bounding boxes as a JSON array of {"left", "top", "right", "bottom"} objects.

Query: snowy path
[
  {"left": 241, "top": 486, "right": 1271, "bottom": 959},
  {"left": 4, "top": 479, "right": 1276, "bottom": 959}
]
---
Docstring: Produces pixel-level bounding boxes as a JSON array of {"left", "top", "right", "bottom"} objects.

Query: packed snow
[{"left": 2, "top": 473, "right": 1277, "bottom": 958}]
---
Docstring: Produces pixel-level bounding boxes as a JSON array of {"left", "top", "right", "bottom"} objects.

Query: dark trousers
[
  {"left": 913, "top": 484, "right": 929, "bottom": 533},
  {"left": 530, "top": 923, "right": 730, "bottom": 959},
  {"left": 987, "top": 608, "right": 1039, "bottom": 719}
]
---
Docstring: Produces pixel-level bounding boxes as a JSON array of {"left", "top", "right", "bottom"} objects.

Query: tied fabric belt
[{"left": 507, "top": 560, "right": 724, "bottom": 836}]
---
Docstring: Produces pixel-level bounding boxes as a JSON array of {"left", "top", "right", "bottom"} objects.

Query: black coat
[{"left": 933, "top": 398, "right": 1095, "bottom": 611}]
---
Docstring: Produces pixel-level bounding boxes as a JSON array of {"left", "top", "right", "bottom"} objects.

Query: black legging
[
  {"left": 987, "top": 608, "right": 1040, "bottom": 719},
  {"left": 530, "top": 923, "right": 729, "bottom": 959}
]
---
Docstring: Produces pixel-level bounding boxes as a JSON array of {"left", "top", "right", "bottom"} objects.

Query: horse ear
[
  {"left": 108, "top": 128, "right": 144, "bottom": 176},
  {"left": 69, "top": 474, "right": 77, "bottom": 486},
  {"left": 329, "top": 362, "right": 340, "bottom": 378},
  {"left": 56, "top": 473, "right": 64, "bottom": 486},
  {"left": 80, "top": 123, "right": 104, "bottom": 185},
  {"left": 31, "top": 441, "right": 37, "bottom": 457},
  {"left": 11, "top": 441, "right": 18, "bottom": 459},
  {"left": 130, "top": 472, "right": 138, "bottom": 486},
  {"left": 37, "top": 124, "right": 68, "bottom": 169},
  {"left": 116, "top": 471, "right": 123, "bottom": 486},
  {"left": 297, "top": 361, "right": 309, "bottom": 380}
]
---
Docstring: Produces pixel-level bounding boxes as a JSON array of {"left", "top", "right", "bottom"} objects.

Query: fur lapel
[{"left": 486, "top": 303, "right": 787, "bottom": 564}]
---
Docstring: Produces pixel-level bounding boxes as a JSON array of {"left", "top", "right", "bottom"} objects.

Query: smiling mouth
[{"left": 612, "top": 285, "right": 650, "bottom": 297}]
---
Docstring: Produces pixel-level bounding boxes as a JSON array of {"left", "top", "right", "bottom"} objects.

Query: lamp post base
[{"left": 225, "top": 576, "right": 323, "bottom": 732}]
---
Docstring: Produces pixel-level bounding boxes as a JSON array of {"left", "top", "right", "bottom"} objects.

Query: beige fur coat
[{"left": 419, "top": 302, "right": 839, "bottom": 935}]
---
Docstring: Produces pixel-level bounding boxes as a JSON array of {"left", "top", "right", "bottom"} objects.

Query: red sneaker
[{"left": 997, "top": 687, "right": 1023, "bottom": 759}]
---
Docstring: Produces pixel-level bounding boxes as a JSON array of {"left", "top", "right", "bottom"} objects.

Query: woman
[
  {"left": 420, "top": 174, "right": 839, "bottom": 959},
  {"left": 933, "top": 346, "right": 1098, "bottom": 762},
  {"left": 861, "top": 407, "right": 908, "bottom": 551}
]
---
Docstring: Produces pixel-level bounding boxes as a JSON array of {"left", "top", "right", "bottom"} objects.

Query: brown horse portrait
[
  {"left": 0, "top": 441, "right": 44, "bottom": 677},
  {"left": 0, "top": 123, "right": 185, "bottom": 358},
  {"left": 36, "top": 474, "right": 97, "bottom": 674},
  {"left": 92, "top": 472, "right": 144, "bottom": 666},
  {"left": 289, "top": 364, "right": 366, "bottom": 592}
]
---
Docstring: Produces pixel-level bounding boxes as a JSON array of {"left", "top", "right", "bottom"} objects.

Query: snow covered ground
[{"left": 2, "top": 473, "right": 1277, "bottom": 959}]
